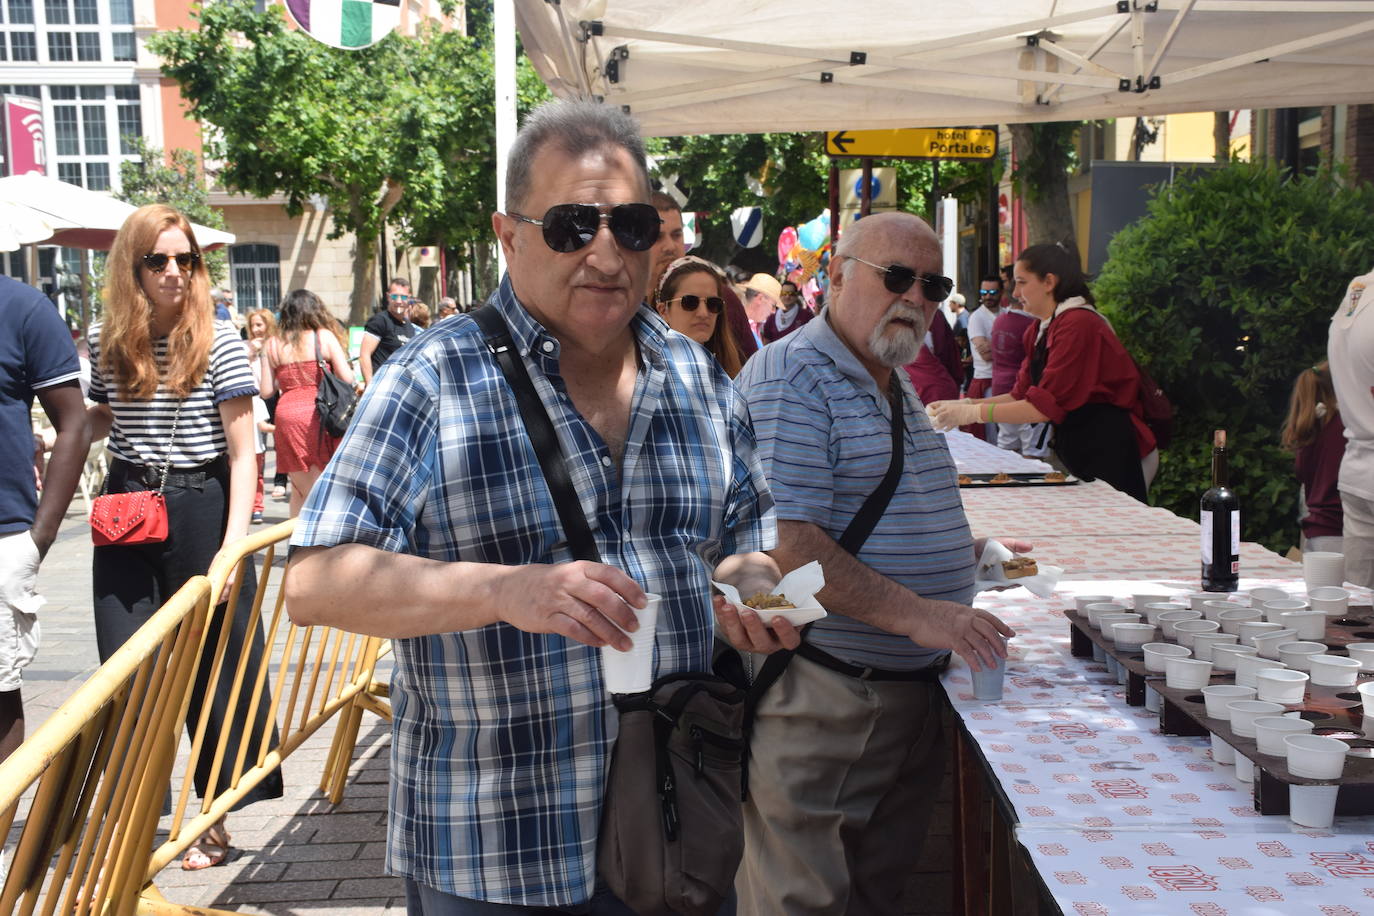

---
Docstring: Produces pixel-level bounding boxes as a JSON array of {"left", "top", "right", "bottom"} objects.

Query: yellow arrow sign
[{"left": 825, "top": 127, "right": 998, "bottom": 160}]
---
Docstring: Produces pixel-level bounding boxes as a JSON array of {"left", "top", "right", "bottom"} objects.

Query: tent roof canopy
[{"left": 516, "top": 0, "right": 1374, "bottom": 136}]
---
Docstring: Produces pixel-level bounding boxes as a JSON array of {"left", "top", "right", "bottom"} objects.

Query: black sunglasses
[
  {"left": 665, "top": 295, "right": 723, "bottom": 314},
  {"left": 847, "top": 256, "right": 952, "bottom": 301},
  {"left": 506, "top": 202, "right": 661, "bottom": 253},
  {"left": 141, "top": 251, "right": 200, "bottom": 274}
]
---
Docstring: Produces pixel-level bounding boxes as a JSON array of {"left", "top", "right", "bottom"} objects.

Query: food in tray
[
  {"left": 1043, "top": 471, "right": 1066, "bottom": 482},
  {"left": 1002, "top": 557, "right": 1039, "bottom": 579},
  {"left": 989, "top": 472, "right": 1013, "bottom": 484},
  {"left": 743, "top": 592, "right": 797, "bottom": 610},
  {"left": 957, "top": 474, "right": 973, "bottom": 485}
]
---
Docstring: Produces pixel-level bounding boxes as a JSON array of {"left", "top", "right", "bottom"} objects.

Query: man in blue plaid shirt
[{"left": 286, "top": 100, "right": 798, "bottom": 914}]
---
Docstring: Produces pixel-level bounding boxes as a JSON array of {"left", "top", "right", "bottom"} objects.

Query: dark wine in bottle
[{"left": 1201, "top": 429, "right": 1239, "bottom": 591}]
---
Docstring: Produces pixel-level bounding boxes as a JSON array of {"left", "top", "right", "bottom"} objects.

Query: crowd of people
[{"left": 3, "top": 96, "right": 1374, "bottom": 913}]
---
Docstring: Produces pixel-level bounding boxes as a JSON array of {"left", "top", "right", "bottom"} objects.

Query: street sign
[
  {"left": 839, "top": 168, "right": 896, "bottom": 209},
  {"left": 825, "top": 127, "right": 998, "bottom": 160}
]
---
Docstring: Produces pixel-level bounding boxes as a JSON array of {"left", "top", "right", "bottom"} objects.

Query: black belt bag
[
  {"left": 471, "top": 304, "right": 744, "bottom": 916},
  {"left": 109, "top": 454, "right": 227, "bottom": 490}
]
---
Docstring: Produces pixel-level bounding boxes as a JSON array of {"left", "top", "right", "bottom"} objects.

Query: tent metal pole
[
  {"left": 1167, "top": 18, "right": 1374, "bottom": 84},
  {"left": 495, "top": 0, "right": 516, "bottom": 277},
  {"left": 1143, "top": 0, "right": 1198, "bottom": 85}
]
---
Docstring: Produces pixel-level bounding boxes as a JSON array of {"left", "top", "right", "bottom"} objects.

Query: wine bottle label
[
  {"left": 1201, "top": 510, "right": 1240, "bottom": 570},
  {"left": 1201, "top": 510, "right": 1212, "bottom": 564},
  {"left": 1231, "top": 510, "right": 1241, "bottom": 573}
]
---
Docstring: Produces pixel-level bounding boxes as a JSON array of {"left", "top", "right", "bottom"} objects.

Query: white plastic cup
[
  {"left": 1238, "top": 621, "right": 1284, "bottom": 646},
  {"left": 1255, "top": 668, "right": 1309, "bottom": 704},
  {"left": 1111, "top": 622, "right": 1158, "bottom": 650},
  {"left": 1248, "top": 586, "right": 1291, "bottom": 605},
  {"left": 971, "top": 653, "right": 1007, "bottom": 701},
  {"left": 1092, "top": 643, "right": 1106, "bottom": 662},
  {"left": 1277, "top": 641, "right": 1329, "bottom": 671},
  {"left": 1261, "top": 598, "right": 1310, "bottom": 624},
  {"left": 1145, "top": 685, "right": 1162, "bottom": 712},
  {"left": 1074, "top": 594, "right": 1116, "bottom": 613},
  {"left": 1210, "top": 732, "right": 1236, "bottom": 764},
  {"left": 1173, "top": 619, "right": 1220, "bottom": 648},
  {"left": 1252, "top": 715, "right": 1315, "bottom": 755},
  {"left": 1358, "top": 681, "right": 1374, "bottom": 717},
  {"left": 1105, "top": 656, "right": 1121, "bottom": 679},
  {"left": 600, "top": 594, "right": 660, "bottom": 694},
  {"left": 1200, "top": 600, "right": 1237, "bottom": 622},
  {"left": 1285, "top": 733, "right": 1349, "bottom": 779},
  {"left": 1234, "top": 655, "right": 1290, "bottom": 688},
  {"left": 1143, "top": 601, "right": 1186, "bottom": 625},
  {"left": 1308, "top": 585, "right": 1351, "bottom": 615},
  {"left": 1201, "top": 684, "right": 1256, "bottom": 719},
  {"left": 1189, "top": 592, "right": 1220, "bottom": 611},
  {"left": 1304, "top": 552, "right": 1347, "bottom": 591},
  {"left": 1142, "top": 642, "right": 1190, "bottom": 673},
  {"left": 1227, "top": 699, "right": 1286, "bottom": 737},
  {"left": 1307, "top": 654, "right": 1363, "bottom": 687},
  {"left": 1085, "top": 602, "right": 1130, "bottom": 629},
  {"left": 1218, "top": 607, "right": 1262, "bottom": 635},
  {"left": 1212, "top": 643, "right": 1259, "bottom": 672},
  {"left": 1279, "top": 611, "right": 1328, "bottom": 641},
  {"left": 1235, "top": 754, "right": 1256, "bottom": 783},
  {"left": 1116, "top": 662, "right": 1129, "bottom": 686},
  {"left": 1290, "top": 784, "right": 1340, "bottom": 829},
  {"left": 1132, "top": 592, "right": 1174, "bottom": 611},
  {"left": 1345, "top": 643, "right": 1374, "bottom": 670},
  {"left": 1157, "top": 609, "right": 1202, "bottom": 639},
  {"left": 1191, "top": 632, "right": 1239, "bottom": 661},
  {"left": 1165, "top": 656, "right": 1214, "bottom": 690},
  {"left": 1096, "top": 613, "right": 1142, "bottom": 639},
  {"left": 1252, "top": 628, "right": 1300, "bottom": 659}
]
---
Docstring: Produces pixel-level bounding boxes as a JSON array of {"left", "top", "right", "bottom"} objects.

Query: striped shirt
[
  {"left": 736, "top": 310, "right": 975, "bottom": 670},
  {"left": 88, "top": 321, "right": 258, "bottom": 467},
  {"left": 291, "top": 276, "right": 775, "bottom": 906}
]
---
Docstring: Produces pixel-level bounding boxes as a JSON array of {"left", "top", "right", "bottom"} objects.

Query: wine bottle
[{"left": 1200, "top": 429, "right": 1240, "bottom": 592}]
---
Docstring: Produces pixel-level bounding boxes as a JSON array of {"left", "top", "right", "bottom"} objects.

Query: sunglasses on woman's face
[
  {"left": 847, "top": 256, "right": 953, "bottom": 301},
  {"left": 141, "top": 251, "right": 200, "bottom": 274},
  {"left": 665, "top": 295, "right": 724, "bottom": 314},
  {"left": 506, "top": 202, "right": 661, "bottom": 253}
]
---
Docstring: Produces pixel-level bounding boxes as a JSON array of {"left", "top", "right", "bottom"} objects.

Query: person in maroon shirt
[
  {"left": 760, "top": 279, "right": 814, "bottom": 343},
  {"left": 903, "top": 302, "right": 962, "bottom": 403},
  {"left": 1281, "top": 362, "right": 1346, "bottom": 551},
  {"left": 928, "top": 243, "right": 1157, "bottom": 502}
]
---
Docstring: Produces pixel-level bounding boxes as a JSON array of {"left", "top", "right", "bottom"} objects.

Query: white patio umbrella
[
  {"left": 0, "top": 200, "right": 63, "bottom": 252},
  {"left": 0, "top": 174, "right": 235, "bottom": 251}
]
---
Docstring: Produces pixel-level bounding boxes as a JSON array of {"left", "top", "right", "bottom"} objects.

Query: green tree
[
  {"left": 1095, "top": 161, "right": 1374, "bottom": 552},
  {"left": 117, "top": 138, "right": 228, "bottom": 285},
  {"left": 151, "top": 0, "right": 495, "bottom": 324},
  {"left": 1010, "top": 121, "right": 1080, "bottom": 251}
]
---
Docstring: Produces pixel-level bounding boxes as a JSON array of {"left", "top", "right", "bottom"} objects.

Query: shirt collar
[{"left": 804, "top": 306, "right": 887, "bottom": 402}]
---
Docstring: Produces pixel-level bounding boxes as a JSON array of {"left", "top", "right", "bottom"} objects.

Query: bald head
[{"left": 835, "top": 212, "right": 937, "bottom": 284}]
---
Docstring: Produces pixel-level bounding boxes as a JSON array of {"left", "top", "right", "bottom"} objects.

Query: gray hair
[
  {"left": 834, "top": 211, "right": 935, "bottom": 284},
  {"left": 505, "top": 99, "right": 651, "bottom": 212}
]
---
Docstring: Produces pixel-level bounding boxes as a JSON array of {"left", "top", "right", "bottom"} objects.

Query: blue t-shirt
[{"left": 0, "top": 276, "right": 81, "bottom": 535}]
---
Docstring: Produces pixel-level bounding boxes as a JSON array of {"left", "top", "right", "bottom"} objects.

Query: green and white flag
[{"left": 285, "top": 0, "right": 401, "bottom": 50}]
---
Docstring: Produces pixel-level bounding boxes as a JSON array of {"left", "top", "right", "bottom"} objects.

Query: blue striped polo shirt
[{"left": 736, "top": 309, "right": 976, "bottom": 670}]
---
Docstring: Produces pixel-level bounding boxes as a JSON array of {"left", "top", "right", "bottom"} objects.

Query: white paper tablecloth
[{"left": 940, "top": 428, "right": 1055, "bottom": 474}]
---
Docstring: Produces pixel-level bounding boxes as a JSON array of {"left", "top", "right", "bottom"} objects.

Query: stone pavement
[{"left": 24, "top": 455, "right": 405, "bottom": 914}]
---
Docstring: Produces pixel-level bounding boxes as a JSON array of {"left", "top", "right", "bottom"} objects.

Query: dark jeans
[
  {"left": 92, "top": 459, "right": 283, "bottom": 807},
  {"left": 405, "top": 880, "right": 637, "bottom": 916}
]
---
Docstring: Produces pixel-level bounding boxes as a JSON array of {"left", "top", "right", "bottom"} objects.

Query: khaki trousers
[{"left": 735, "top": 654, "right": 947, "bottom": 916}]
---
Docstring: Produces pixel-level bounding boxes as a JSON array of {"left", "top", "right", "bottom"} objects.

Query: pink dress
[{"left": 272, "top": 357, "right": 339, "bottom": 472}]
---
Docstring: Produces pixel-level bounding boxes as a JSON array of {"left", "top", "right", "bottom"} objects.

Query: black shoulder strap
[
  {"left": 837, "top": 376, "right": 906, "bottom": 555},
  {"left": 470, "top": 304, "right": 602, "bottom": 563}
]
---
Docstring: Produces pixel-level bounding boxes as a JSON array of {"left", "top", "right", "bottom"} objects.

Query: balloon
[
  {"left": 776, "top": 227, "right": 799, "bottom": 266},
  {"left": 796, "top": 211, "right": 831, "bottom": 252}
]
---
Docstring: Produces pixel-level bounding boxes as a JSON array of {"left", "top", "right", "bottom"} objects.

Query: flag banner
[{"left": 285, "top": 0, "right": 401, "bottom": 50}]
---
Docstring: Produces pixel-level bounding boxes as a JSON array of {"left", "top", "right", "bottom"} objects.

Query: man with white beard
[{"left": 728, "top": 211, "right": 1016, "bottom": 916}]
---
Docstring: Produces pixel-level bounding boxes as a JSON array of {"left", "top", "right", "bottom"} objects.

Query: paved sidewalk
[{"left": 25, "top": 462, "right": 404, "bottom": 914}]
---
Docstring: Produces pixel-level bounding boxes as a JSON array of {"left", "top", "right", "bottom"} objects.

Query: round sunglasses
[
  {"left": 846, "top": 256, "right": 953, "bottom": 301},
  {"left": 663, "top": 295, "right": 724, "bottom": 314},
  {"left": 141, "top": 251, "right": 200, "bottom": 274},
  {"left": 506, "top": 202, "right": 661, "bottom": 253}
]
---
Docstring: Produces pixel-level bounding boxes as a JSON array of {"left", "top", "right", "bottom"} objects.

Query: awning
[
  {"left": 515, "top": 0, "right": 1374, "bottom": 136},
  {"left": 0, "top": 174, "right": 236, "bottom": 251}
]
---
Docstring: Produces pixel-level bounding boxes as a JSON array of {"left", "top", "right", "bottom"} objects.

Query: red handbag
[
  {"left": 90, "top": 400, "right": 181, "bottom": 547},
  {"left": 90, "top": 490, "right": 169, "bottom": 546}
]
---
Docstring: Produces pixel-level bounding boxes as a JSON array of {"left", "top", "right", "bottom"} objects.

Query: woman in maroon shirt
[
  {"left": 1281, "top": 362, "right": 1346, "bottom": 552},
  {"left": 929, "top": 243, "right": 1156, "bottom": 502}
]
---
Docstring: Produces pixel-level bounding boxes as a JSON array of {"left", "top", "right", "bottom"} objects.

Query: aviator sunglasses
[
  {"left": 505, "top": 203, "right": 661, "bottom": 253},
  {"left": 846, "top": 256, "right": 953, "bottom": 301},
  {"left": 664, "top": 295, "right": 724, "bottom": 314},
  {"left": 141, "top": 251, "right": 200, "bottom": 274}
]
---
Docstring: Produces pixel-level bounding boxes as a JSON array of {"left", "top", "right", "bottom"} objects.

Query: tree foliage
[
  {"left": 116, "top": 138, "right": 228, "bottom": 285},
  {"left": 1010, "top": 121, "right": 1081, "bottom": 250},
  {"left": 1095, "top": 161, "right": 1374, "bottom": 553},
  {"left": 150, "top": 0, "right": 495, "bottom": 323},
  {"left": 647, "top": 131, "right": 997, "bottom": 273}
]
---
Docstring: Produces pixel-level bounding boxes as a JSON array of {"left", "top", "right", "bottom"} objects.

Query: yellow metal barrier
[{"left": 0, "top": 520, "right": 392, "bottom": 915}]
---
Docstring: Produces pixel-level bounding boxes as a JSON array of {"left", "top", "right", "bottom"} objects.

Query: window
[
  {"left": 111, "top": 30, "right": 133, "bottom": 60},
  {"left": 43, "top": 0, "right": 65, "bottom": 23},
  {"left": 85, "top": 161, "right": 109, "bottom": 190},
  {"left": 81, "top": 103, "right": 106, "bottom": 154},
  {"left": 75, "top": 30, "right": 98, "bottom": 60},
  {"left": 73, "top": 0, "right": 94, "bottom": 23},
  {"left": 58, "top": 162, "right": 82, "bottom": 185},
  {"left": 53, "top": 104, "right": 79, "bottom": 155},
  {"left": 8, "top": 0, "right": 33, "bottom": 23},
  {"left": 47, "top": 31, "right": 72, "bottom": 60},
  {"left": 116, "top": 98, "right": 139, "bottom": 153},
  {"left": 230, "top": 245, "right": 283, "bottom": 313},
  {"left": 107, "top": 0, "right": 131, "bottom": 24},
  {"left": 9, "top": 32, "right": 35, "bottom": 59},
  {"left": 50, "top": 84, "right": 143, "bottom": 192}
]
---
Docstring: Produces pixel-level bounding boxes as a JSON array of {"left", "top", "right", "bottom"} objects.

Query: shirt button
[
  {"left": 541, "top": 340, "right": 555, "bottom": 353},
  {"left": 601, "top": 455, "right": 613, "bottom": 468}
]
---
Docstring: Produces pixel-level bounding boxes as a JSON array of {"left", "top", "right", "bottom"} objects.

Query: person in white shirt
[
  {"left": 963, "top": 276, "right": 1002, "bottom": 440},
  {"left": 1328, "top": 270, "right": 1374, "bottom": 587}
]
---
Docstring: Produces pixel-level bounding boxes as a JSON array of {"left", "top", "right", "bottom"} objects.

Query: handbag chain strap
[{"left": 101, "top": 397, "right": 184, "bottom": 497}]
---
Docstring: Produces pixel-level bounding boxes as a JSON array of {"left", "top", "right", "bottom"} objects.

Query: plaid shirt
[{"left": 292, "top": 277, "right": 774, "bottom": 905}]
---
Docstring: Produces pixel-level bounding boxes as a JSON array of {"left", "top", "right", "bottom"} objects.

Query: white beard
[{"left": 868, "top": 304, "right": 926, "bottom": 367}]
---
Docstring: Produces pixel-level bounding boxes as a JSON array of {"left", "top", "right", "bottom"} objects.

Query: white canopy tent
[{"left": 514, "top": 0, "right": 1374, "bottom": 136}]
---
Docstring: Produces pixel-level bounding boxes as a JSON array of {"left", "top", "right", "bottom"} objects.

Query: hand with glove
[
  {"left": 926, "top": 399, "right": 984, "bottom": 431},
  {"left": 0, "top": 530, "right": 44, "bottom": 616}
]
